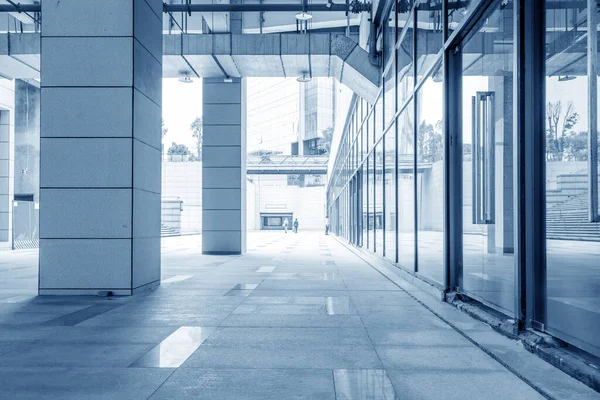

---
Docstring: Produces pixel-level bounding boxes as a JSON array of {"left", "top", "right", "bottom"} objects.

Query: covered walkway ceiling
[{"left": 0, "top": 31, "right": 380, "bottom": 102}]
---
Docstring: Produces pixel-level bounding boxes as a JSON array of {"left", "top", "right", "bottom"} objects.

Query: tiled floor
[{"left": 0, "top": 232, "right": 594, "bottom": 399}]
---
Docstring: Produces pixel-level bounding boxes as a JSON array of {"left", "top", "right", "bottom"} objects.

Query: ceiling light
[
  {"left": 295, "top": 12, "right": 312, "bottom": 21},
  {"left": 179, "top": 76, "right": 193, "bottom": 83},
  {"left": 432, "top": 69, "right": 443, "bottom": 83},
  {"left": 558, "top": 75, "right": 576, "bottom": 82},
  {"left": 297, "top": 73, "right": 312, "bottom": 83}
]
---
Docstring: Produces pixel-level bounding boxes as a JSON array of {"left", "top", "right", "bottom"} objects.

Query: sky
[{"left": 162, "top": 78, "right": 203, "bottom": 150}]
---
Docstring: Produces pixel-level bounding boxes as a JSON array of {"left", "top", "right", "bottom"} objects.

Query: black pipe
[
  {"left": 164, "top": 3, "right": 350, "bottom": 13},
  {"left": 0, "top": 1, "right": 589, "bottom": 14},
  {"left": 0, "top": 3, "right": 350, "bottom": 13},
  {"left": 368, "top": 14, "right": 379, "bottom": 67},
  {"left": 0, "top": 4, "right": 40, "bottom": 12}
]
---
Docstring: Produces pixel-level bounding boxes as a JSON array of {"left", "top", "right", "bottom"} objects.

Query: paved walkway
[{"left": 0, "top": 232, "right": 596, "bottom": 399}]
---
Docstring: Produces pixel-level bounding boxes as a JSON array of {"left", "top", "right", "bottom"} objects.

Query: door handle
[{"left": 471, "top": 91, "right": 495, "bottom": 225}]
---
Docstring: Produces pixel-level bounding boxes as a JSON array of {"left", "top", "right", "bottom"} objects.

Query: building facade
[
  {"left": 247, "top": 77, "right": 336, "bottom": 156},
  {"left": 327, "top": 0, "right": 600, "bottom": 359}
]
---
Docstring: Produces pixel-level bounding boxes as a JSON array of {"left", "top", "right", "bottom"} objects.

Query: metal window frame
[{"left": 514, "top": 0, "right": 546, "bottom": 330}]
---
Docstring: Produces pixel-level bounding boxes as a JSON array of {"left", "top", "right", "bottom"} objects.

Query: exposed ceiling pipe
[
  {"left": 164, "top": 3, "right": 350, "bottom": 13},
  {"left": 0, "top": 1, "right": 589, "bottom": 14},
  {"left": 0, "top": 1, "right": 373, "bottom": 14}
]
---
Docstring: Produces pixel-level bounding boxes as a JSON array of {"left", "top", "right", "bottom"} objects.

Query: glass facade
[
  {"left": 544, "top": 0, "right": 600, "bottom": 358},
  {"left": 327, "top": 0, "right": 600, "bottom": 359},
  {"left": 460, "top": 5, "right": 514, "bottom": 315},
  {"left": 416, "top": 62, "right": 444, "bottom": 284}
]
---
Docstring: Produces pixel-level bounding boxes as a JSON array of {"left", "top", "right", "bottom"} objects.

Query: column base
[
  {"left": 38, "top": 280, "right": 160, "bottom": 296},
  {"left": 202, "top": 250, "right": 242, "bottom": 255}
]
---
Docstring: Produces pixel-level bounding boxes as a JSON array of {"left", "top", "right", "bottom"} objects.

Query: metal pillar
[
  {"left": 588, "top": 0, "right": 599, "bottom": 222},
  {"left": 514, "top": 0, "right": 546, "bottom": 330}
]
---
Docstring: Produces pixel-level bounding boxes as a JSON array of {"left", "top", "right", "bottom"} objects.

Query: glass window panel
[
  {"left": 385, "top": 2, "right": 396, "bottom": 65},
  {"left": 362, "top": 164, "right": 368, "bottom": 248},
  {"left": 376, "top": 140, "right": 384, "bottom": 256},
  {"left": 416, "top": 0, "right": 444, "bottom": 80},
  {"left": 362, "top": 124, "right": 368, "bottom": 162},
  {"left": 416, "top": 62, "right": 444, "bottom": 284},
  {"left": 397, "top": 0, "right": 413, "bottom": 36},
  {"left": 368, "top": 153, "right": 375, "bottom": 251},
  {"left": 398, "top": 100, "right": 415, "bottom": 270},
  {"left": 545, "top": 1, "right": 600, "bottom": 358},
  {"left": 384, "top": 58, "right": 396, "bottom": 129},
  {"left": 448, "top": 0, "right": 481, "bottom": 35},
  {"left": 461, "top": 4, "right": 514, "bottom": 315},
  {"left": 397, "top": 15, "right": 414, "bottom": 108},
  {"left": 375, "top": 95, "right": 384, "bottom": 143},
  {"left": 385, "top": 126, "right": 397, "bottom": 262},
  {"left": 366, "top": 110, "right": 372, "bottom": 153}
]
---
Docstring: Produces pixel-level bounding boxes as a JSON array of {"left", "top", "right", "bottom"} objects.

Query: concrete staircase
[
  {"left": 161, "top": 224, "right": 181, "bottom": 237},
  {"left": 546, "top": 174, "right": 600, "bottom": 241}
]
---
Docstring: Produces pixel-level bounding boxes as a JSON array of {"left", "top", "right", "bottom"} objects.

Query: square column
[
  {"left": 0, "top": 109, "right": 13, "bottom": 247},
  {"left": 39, "top": 0, "right": 163, "bottom": 295},
  {"left": 202, "top": 78, "right": 247, "bottom": 255}
]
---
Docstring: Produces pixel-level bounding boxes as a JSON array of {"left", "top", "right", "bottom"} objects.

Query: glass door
[{"left": 459, "top": 3, "right": 515, "bottom": 316}]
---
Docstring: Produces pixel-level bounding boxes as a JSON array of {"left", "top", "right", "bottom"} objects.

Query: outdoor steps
[
  {"left": 161, "top": 224, "right": 181, "bottom": 237},
  {"left": 546, "top": 191, "right": 600, "bottom": 241}
]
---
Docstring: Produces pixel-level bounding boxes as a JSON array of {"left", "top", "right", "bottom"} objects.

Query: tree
[
  {"left": 317, "top": 127, "right": 334, "bottom": 155},
  {"left": 563, "top": 131, "right": 588, "bottom": 161},
  {"left": 190, "top": 117, "right": 203, "bottom": 161},
  {"left": 162, "top": 119, "right": 168, "bottom": 138},
  {"left": 417, "top": 120, "right": 444, "bottom": 163},
  {"left": 546, "top": 101, "right": 580, "bottom": 161},
  {"left": 167, "top": 142, "right": 190, "bottom": 155}
]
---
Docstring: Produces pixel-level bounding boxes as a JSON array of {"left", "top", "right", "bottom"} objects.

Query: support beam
[
  {"left": 39, "top": 0, "right": 163, "bottom": 295},
  {"left": 514, "top": 0, "right": 546, "bottom": 329},
  {"left": 202, "top": 78, "right": 247, "bottom": 255}
]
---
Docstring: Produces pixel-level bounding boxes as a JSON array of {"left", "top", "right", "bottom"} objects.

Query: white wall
[
  {"left": 251, "top": 175, "right": 326, "bottom": 230},
  {"left": 0, "top": 79, "right": 15, "bottom": 249}
]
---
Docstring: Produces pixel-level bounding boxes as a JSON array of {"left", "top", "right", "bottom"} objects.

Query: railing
[{"left": 247, "top": 155, "right": 329, "bottom": 175}]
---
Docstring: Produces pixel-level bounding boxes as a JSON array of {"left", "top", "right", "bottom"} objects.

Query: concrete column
[
  {"left": 39, "top": 0, "right": 163, "bottom": 295},
  {"left": 0, "top": 109, "right": 13, "bottom": 247},
  {"left": 202, "top": 78, "right": 247, "bottom": 254}
]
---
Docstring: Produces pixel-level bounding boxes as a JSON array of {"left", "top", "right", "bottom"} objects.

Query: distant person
[
  {"left": 325, "top": 217, "right": 330, "bottom": 235},
  {"left": 293, "top": 218, "right": 299, "bottom": 233},
  {"left": 282, "top": 218, "right": 289, "bottom": 233}
]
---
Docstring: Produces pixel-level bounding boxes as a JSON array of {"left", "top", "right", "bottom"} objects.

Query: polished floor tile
[
  {"left": 0, "top": 343, "right": 155, "bottom": 367},
  {"left": 43, "top": 303, "right": 123, "bottom": 326},
  {"left": 386, "top": 369, "right": 545, "bottom": 400},
  {"left": 130, "top": 326, "right": 216, "bottom": 368},
  {"left": 256, "top": 266, "right": 276, "bottom": 273},
  {"left": 149, "top": 368, "right": 335, "bottom": 399},
  {"left": 233, "top": 303, "right": 327, "bottom": 315},
  {"left": 0, "top": 367, "right": 174, "bottom": 400},
  {"left": 231, "top": 284, "right": 260, "bottom": 290},
  {"left": 224, "top": 289, "right": 254, "bottom": 297},
  {"left": 334, "top": 369, "right": 398, "bottom": 400},
  {"left": 0, "top": 232, "right": 590, "bottom": 399},
  {"left": 327, "top": 297, "right": 357, "bottom": 315},
  {"left": 162, "top": 274, "right": 194, "bottom": 284}
]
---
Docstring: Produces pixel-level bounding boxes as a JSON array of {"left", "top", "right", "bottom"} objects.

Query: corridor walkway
[{"left": 0, "top": 232, "right": 597, "bottom": 399}]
